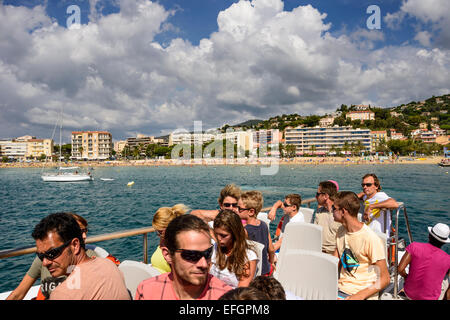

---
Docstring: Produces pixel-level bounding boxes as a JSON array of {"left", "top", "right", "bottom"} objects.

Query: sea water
[{"left": 0, "top": 164, "right": 449, "bottom": 293}]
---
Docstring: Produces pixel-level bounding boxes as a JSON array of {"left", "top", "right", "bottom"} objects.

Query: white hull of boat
[{"left": 41, "top": 174, "right": 92, "bottom": 182}]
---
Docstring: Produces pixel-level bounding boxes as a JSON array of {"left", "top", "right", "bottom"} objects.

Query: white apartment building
[
  {"left": 285, "top": 126, "right": 371, "bottom": 155},
  {"left": 0, "top": 140, "right": 28, "bottom": 160}
]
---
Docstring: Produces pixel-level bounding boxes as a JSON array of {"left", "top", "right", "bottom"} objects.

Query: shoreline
[{"left": 0, "top": 156, "right": 445, "bottom": 169}]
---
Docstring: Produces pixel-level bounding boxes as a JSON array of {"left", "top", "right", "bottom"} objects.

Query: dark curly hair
[{"left": 32, "top": 212, "right": 85, "bottom": 249}]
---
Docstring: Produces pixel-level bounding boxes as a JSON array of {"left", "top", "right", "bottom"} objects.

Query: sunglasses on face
[
  {"left": 332, "top": 205, "right": 341, "bottom": 212},
  {"left": 361, "top": 183, "right": 374, "bottom": 187},
  {"left": 80, "top": 228, "right": 88, "bottom": 234},
  {"left": 237, "top": 206, "right": 250, "bottom": 213},
  {"left": 316, "top": 192, "right": 325, "bottom": 197},
  {"left": 175, "top": 245, "right": 214, "bottom": 263},
  {"left": 36, "top": 239, "right": 73, "bottom": 261},
  {"left": 283, "top": 202, "right": 294, "bottom": 207},
  {"left": 223, "top": 203, "right": 238, "bottom": 208}
]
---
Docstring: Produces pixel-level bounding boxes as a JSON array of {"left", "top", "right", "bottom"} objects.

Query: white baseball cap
[{"left": 428, "top": 223, "right": 450, "bottom": 244}]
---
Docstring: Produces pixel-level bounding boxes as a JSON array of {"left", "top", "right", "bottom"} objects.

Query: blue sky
[
  {"left": 0, "top": 0, "right": 448, "bottom": 140},
  {"left": 3, "top": 0, "right": 418, "bottom": 47}
]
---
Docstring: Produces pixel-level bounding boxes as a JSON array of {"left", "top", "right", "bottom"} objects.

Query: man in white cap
[{"left": 397, "top": 222, "right": 450, "bottom": 300}]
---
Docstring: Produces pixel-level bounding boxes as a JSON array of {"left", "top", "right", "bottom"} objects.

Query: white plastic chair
[
  {"left": 299, "top": 207, "right": 315, "bottom": 223},
  {"left": 118, "top": 260, "right": 161, "bottom": 299},
  {"left": 274, "top": 222, "right": 323, "bottom": 279},
  {"left": 275, "top": 249, "right": 339, "bottom": 300},
  {"left": 247, "top": 240, "right": 265, "bottom": 277}
]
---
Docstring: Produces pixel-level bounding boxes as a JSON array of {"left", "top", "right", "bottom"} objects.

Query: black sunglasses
[
  {"left": 223, "top": 203, "right": 238, "bottom": 208},
  {"left": 316, "top": 192, "right": 325, "bottom": 197},
  {"left": 361, "top": 183, "right": 374, "bottom": 187},
  {"left": 237, "top": 206, "right": 250, "bottom": 213},
  {"left": 283, "top": 202, "right": 294, "bottom": 207},
  {"left": 175, "top": 245, "right": 214, "bottom": 263},
  {"left": 36, "top": 239, "right": 73, "bottom": 261}
]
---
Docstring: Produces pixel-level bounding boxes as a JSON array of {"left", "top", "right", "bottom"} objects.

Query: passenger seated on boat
[
  {"left": 209, "top": 209, "right": 259, "bottom": 288},
  {"left": 218, "top": 286, "right": 268, "bottom": 300},
  {"left": 269, "top": 194, "right": 304, "bottom": 252},
  {"left": 238, "top": 191, "right": 275, "bottom": 276},
  {"left": 151, "top": 204, "right": 189, "bottom": 274},
  {"left": 397, "top": 222, "right": 450, "bottom": 300},
  {"left": 357, "top": 173, "right": 399, "bottom": 235},
  {"left": 313, "top": 181, "right": 342, "bottom": 255},
  {"left": 191, "top": 184, "right": 241, "bottom": 223},
  {"left": 6, "top": 213, "right": 104, "bottom": 300},
  {"left": 332, "top": 191, "right": 390, "bottom": 300},
  {"left": 32, "top": 212, "right": 130, "bottom": 300},
  {"left": 135, "top": 215, "right": 232, "bottom": 300}
]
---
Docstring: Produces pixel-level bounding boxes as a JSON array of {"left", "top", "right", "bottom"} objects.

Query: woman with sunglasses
[
  {"left": 209, "top": 209, "right": 258, "bottom": 288},
  {"left": 6, "top": 213, "right": 100, "bottom": 300},
  {"left": 151, "top": 204, "right": 189, "bottom": 274},
  {"left": 191, "top": 184, "right": 241, "bottom": 223}
]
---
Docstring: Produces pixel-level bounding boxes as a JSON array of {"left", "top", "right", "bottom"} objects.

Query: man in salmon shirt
[{"left": 135, "top": 214, "right": 232, "bottom": 300}]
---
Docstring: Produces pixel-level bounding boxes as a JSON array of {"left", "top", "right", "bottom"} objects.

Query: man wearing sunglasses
[
  {"left": 313, "top": 181, "right": 341, "bottom": 255},
  {"left": 269, "top": 194, "right": 304, "bottom": 252},
  {"left": 358, "top": 173, "right": 399, "bottom": 235},
  {"left": 332, "top": 191, "right": 389, "bottom": 300},
  {"left": 191, "top": 184, "right": 241, "bottom": 222},
  {"left": 32, "top": 212, "right": 130, "bottom": 300},
  {"left": 135, "top": 214, "right": 232, "bottom": 300}
]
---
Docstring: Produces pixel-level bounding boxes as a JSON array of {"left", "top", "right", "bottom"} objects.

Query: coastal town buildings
[
  {"left": 0, "top": 136, "right": 53, "bottom": 160},
  {"left": 25, "top": 139, "right": 53, "bottom": 160},
  {"left": 370, "top": 130, "right": 388, "bottom": 151},
  {"left": 346, "top": 110, "right": 375, "bottom": 122},
  {"left": 284, "top": 126, "right": 371, "bottom": 155},
  {"left": 71, "top": 131, "right": 112, "bottom": 160},
  {"left": 319, "top": 116, "right": 335, "bottom": 127}
]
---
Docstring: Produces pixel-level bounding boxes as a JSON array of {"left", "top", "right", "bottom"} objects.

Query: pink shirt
[
  {"left": 404, "top": 242, "right": 450, "bottom": 300},
  {"left": 135, "top": 272, "right": 232, "bottom": 300}
]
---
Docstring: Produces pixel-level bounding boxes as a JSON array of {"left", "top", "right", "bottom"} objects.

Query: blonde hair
[
  {"left": 218, "top": 184, "right": 241, "bottom": 205},
  {"left": 240, "top": 190, "right": 263, "bottom": 215},
  {"left": 152, "top": 204, "right": 189, "bottom": 231}
]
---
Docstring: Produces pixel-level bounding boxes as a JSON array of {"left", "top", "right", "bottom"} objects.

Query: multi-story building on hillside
[
  {"left": 346, "top": 110, "right": 375, "bottom": 122},
  {"left": 284, "top": 126, "right": 371, "bottom": 155}
]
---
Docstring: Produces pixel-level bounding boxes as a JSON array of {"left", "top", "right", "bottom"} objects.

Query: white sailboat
[{"left": 41, "top": 110, "right": 93, "bottom": 182}]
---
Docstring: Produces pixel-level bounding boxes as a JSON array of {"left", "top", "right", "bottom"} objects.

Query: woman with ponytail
[{"left": 151, "top": 204, "right": 189, "bottom": 273}]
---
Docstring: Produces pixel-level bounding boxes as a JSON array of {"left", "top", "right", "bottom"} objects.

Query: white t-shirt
[
  {"left": 209, "top": 242, "right": 258, "bottom": 288},
  {"left": 280, "top": 211, "right": 305, "bottom": 236},
  {"left": 363, "top": 191, "right": 391, "bottom": 234}
]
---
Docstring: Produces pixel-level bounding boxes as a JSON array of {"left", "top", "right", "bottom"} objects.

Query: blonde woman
[{"left": 151, "top": 204, "right": 189, "bottom": 273}]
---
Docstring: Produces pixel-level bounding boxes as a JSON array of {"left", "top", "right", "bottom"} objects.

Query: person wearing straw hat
[{"left": 397, "top": 223, "right": 450, "bottom": 300}]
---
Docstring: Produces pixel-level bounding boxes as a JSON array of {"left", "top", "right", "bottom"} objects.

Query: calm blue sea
[{"left": 0, "top": 164, "right": 449, "bottom": 293}]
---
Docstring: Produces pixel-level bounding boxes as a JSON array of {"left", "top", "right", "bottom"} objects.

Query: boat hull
[{"left": 41, "top": 174, "right": 92, "bottom": 182}]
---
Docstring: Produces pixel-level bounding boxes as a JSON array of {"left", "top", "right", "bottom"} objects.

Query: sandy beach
[{"left": 0, "top": 156, "right": 445, "bottom": 169}]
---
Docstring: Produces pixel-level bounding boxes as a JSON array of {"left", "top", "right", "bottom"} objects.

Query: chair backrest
[
  {"left": 118, "top": 260, "right": 161, "bottom": 299},
  {"left": 256, "top": 211, "right": 271, "bottom": 227},
  {"left": 93, "top": 246, "right": 109, "bottom": 258},
  {"left": 274, "top": 222, "right": 322, "bottom": 278},
  {"left": 374, "top": 230, "right": 389, "bottom": 266},
  {"left": 275, "top": 249, "right": 339, "bottom": 300},
  {"left": 299, "top": 207, "right": 315, "bottom": 223},
  {"left": 247, "top": 240, "right": 265, "bottom": 277}
]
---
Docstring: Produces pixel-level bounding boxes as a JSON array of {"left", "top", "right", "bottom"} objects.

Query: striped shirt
[{"left": 135, "top": 272, "right": 232, "bottom": 300}]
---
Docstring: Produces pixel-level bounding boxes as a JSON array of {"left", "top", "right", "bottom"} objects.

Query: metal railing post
[{"left": 143, "top": 233, "right": 148, "bottom": 264}]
